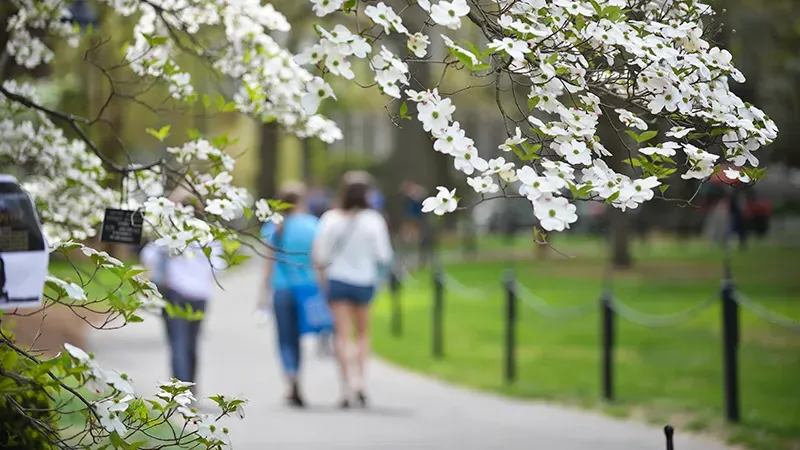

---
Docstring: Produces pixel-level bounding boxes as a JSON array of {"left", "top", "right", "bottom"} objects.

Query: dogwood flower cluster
[
  {"left": 61, "top": 343, "right": 242, "bottom": 447},
  {"left": 301, "top": 0, "right": 777, "bottom": 231},
  {"left": 63, "top": 343, "right": 135, "bottom": 398},
  {"left": 0, "top": 80, "right": 118, "bottom": 241}
]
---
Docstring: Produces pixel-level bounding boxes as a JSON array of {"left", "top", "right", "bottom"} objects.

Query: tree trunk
[
  {"left": 259, "top": 121, "right": 279, "bottom": 200},
  {"left": 608, "top": 208, "right": 632, "bottom": 268},
  {"left": 596, "top": 97, "right": 634, "bottom": 269}
]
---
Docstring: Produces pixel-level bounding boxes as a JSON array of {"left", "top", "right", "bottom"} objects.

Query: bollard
[
  {"left": 664, "top": 425, "right": 674, "bottom": 450},
  {"left": 390, "top": 268, "right": 402, "bottom": 337},
  {"left": 721, "top": 276, "right": 740, "bottom": 422},
  {"left": 504, "top": 270, "right": 517, "bottom": 384},
  {"left": 432, "top": 266, "right": 444, "bottom": 359},
  {"left": 601, "top": 288, "right": 615, "bottom": 401}
]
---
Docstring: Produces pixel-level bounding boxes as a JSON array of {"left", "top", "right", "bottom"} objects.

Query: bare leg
[
  {"left": 353, "top": 303, "right": 371, "bottom": 399},
  {"left": 330, "top": 300, "right": 353, "bottom": 403}
]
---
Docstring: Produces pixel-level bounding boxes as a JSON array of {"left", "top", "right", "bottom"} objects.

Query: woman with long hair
[
  {"left": 260, "top": 181, "right": 319, "bottom": 407},
  {"left": 313, "top": 171, "right": 393, "bottom": 408}
]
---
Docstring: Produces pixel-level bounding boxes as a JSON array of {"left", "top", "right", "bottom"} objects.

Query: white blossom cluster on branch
[{"left": 295, "top": 0, "right": 777, "bottom": 232}]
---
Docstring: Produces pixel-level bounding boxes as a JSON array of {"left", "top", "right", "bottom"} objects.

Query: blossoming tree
[{"left": 0, "top": 0, "right": 777, "bottom": 448}]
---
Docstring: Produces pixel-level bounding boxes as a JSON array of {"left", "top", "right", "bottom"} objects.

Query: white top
[
  {"left": 313, "top": 208, "right": 393, "bottom": 287},
  {"left": 140, "top": 242, "right": 226, "bottom": 301}
]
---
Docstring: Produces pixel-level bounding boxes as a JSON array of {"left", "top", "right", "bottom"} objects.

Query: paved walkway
[{"left": 90, "top": 262, "right": 732, "bottom": 450}]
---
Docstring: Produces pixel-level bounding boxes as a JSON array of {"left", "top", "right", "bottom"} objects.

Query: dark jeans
[
  {"left": 161, "top": 290, "right": 207, "bottom": 384},
  {"left": 273, "top": 289, "right": 301, "bottom": 376}
]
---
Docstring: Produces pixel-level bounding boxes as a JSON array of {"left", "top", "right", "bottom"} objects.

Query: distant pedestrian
[
  {"left": 306, "top": 180, "right": 333, "bottom": 219},
  {"left": 140, "top": 190, "right": 226, "bottom": 397},
  {"left": 313, "top": 171, "right": 393, "bottom": 408},
  {"left": 260, "top": 181, "right": 320, "bottom": 407}
]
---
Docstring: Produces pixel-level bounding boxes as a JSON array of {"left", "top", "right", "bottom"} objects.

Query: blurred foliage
[
  {"left": 719, "top": 0, "right": 800, "bottom": 167},
  {"left": 0, "top": 330, "right": 58, "bottom": 450}
]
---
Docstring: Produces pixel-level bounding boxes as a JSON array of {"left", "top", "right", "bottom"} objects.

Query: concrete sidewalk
[{"left": 90, "top": 262, "right": 732, "bottom": 450}]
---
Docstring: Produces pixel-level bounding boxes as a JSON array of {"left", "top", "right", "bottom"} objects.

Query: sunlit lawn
[{"left": 373, "top": 236, "right": 800, "bottom": 450}]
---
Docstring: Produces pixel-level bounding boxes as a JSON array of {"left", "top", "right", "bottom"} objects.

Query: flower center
[{"left": 548, "top": 209, "right": 556, "bottom": 217}]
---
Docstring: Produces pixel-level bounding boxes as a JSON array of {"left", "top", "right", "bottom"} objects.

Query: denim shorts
[{"left": 328, "top": 280, "right": 375, "bottom": 305}]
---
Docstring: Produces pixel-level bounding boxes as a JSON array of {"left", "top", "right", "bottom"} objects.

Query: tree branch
[{"left": 0, "top": 84, "right": 162, "bottom": 174}]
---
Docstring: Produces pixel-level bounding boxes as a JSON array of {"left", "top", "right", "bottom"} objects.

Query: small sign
[
  {"left": 0, "top": 175, "right": 49, "bottom": 310},
  {"left": 100, "top": 208, "right": 143, "bottom": 245}
]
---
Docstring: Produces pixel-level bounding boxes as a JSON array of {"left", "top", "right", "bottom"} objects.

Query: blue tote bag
[
  {"left": 274, "top": 224, "right": 333, "bottom": 336},
  {"left": 292, "top": 283, "right": 332, "bottom": 335}
]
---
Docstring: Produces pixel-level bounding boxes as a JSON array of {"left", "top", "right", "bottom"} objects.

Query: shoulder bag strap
[{"left": 323, "top": 212, "right": 360, "bottom": 269}]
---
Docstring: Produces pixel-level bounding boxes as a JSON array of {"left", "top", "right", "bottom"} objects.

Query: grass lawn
[{"left": 373, "top": 236, "right": 800, "bottom": 450}]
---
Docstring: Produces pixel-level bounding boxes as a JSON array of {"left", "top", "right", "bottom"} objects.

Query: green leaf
[
  {"left": 231, "top": 254, "right": 251, "bottom": 265},
  {"left": 567, "top": 182, "right": 579, "bottom": 197},
  {"left": 606, "top": 191, "right": 621, "bottom": 204},
  {"left": 659, "top": 185, "right": 670, "bottom": 194},
  {"left": 202, "top": 94, "right": 211, "bottom": 109},
  {"left": 145, "top": 125, "right": 171, "bottom": 142},
  {"left": 588, "top": 0, "right": 603, "bottom": 15},
  {"left": 1, "top": 349, "right": 19, "bottom": 369},
  {"left": 399, "top": 102, "right": 409, "bottom": 119},
  {"left": 623, "top": 158, "right": 642, "bottom": 167},
  {"left": 146, "top": 399, "right": 165, "bottom": 412},
  {"left": 142, "top": 34, "right": 169, "bottom": 48},
  {"left": 128, "top": 314, "right": 144, "bottom": 323},
  {"left": 625, "top": 129, "right": 657, "bottom": 144},
  {"left": 451, "top": 49, "right": 476, "bottom": 68},
  {"left": 129, "top": 441, "right": 148, "bottom": 450},
  {"left": 109, "top": 431, "right": 129, "bottom": 449},
  {"left": 602, "top": 5, "right": 623, "bottom": 21},
  {"left": 638, "top": 130, "right": 658, "bottom": 143},
  {"left": 122, "top": 268, "right": 148, "bottom": 280},
  {"left": 343, "top": 0, "right": 356, "bottom": 11},
  {"left": 461, "top": 39, "right": 484, "bottom": 59},
  {"left": 187, "top": 128, "right": 201, "bottom": 140}
]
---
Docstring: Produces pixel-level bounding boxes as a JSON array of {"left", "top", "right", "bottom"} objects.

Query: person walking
[
  {"left": 313, "top": 172, "right": 393, "bottom": 408},
  {"left": 260, "top": 182, "right": 320, "bottom": 407},
  {"left": 140, "top": 191, "right": 225, "bottom": 397}
]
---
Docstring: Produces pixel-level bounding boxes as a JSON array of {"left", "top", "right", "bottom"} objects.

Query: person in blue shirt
[{"left": 260, "top": 181, "right": 319, "bottom": 407}]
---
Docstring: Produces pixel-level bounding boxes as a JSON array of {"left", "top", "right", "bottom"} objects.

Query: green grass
[{"left": 373, "top": 236, "right": 800, "bottom": 449}]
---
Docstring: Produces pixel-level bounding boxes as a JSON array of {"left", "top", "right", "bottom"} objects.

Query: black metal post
[
  {"left": 601, "top": 287, "right": 615, "bottom": 401},
  {"left": 664, "top": 425, "right": 674, "bottom": 450},
  {"left": 504, "top": 270, "right": 517, "bottom": 384},
  {"left": 390, "top": 268, "right": 402, "bottom": 337},
  {"left": 432, "top": 266, "right": 444, "bottom": 359},
  {"left": 721, "top": 272, "right": 740, "bottom": 422}
]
